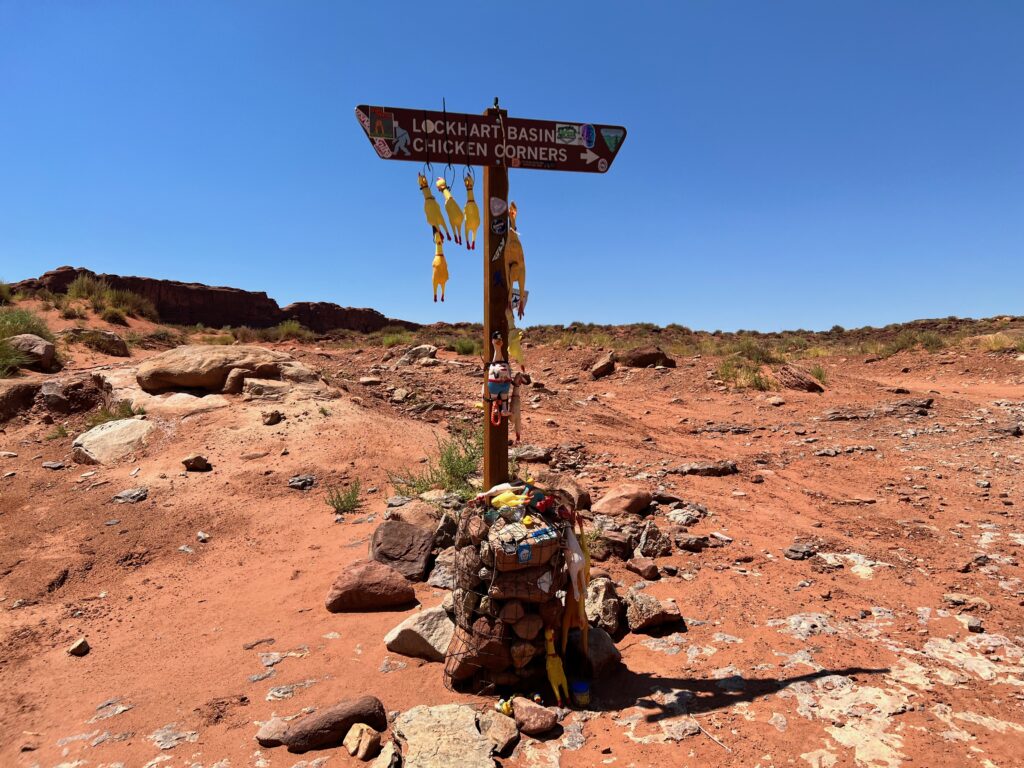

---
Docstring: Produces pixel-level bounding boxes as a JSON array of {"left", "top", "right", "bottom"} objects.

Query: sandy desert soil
[{"left": 2, "top": 324, "right": 1023, "bottom": 768}]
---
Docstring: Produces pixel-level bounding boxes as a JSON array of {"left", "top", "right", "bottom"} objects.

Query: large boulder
[
  {"left": 371, "top": 520, "right": 434, "bottom": 581},
  {"left": 0, "top": 380, "right": 41, "bottom": 423},
  {"left": 72, "top": 419, "right": 155, "bottom": 464},
  {"left": 384, "top": 606, "right": 455, "bottom": 662},
  {"left": 386, "top": 499, "right": 442, "bottom": 532},
  {"left": 40, "top": 376, "right": 102, "bottom": 413},
  {"left": 57, "top": 328, "right": 130, "bottom": 357},
  {"left": 273, "top": 696, "right": 387, "bottom": 753},
  {"left": 592, "top": 484, "right": 652, "bottom": 516},
  {"left": 394, "top": 344, "right": 438, "bottom": 367},
  {"left": 6, "top": 334, "right": 56, "bottom": 371},
  {"left": 772, "top": 364, "right": 825, "bottom": 393},
  {"left": 136, "top": 345, "right": 320, "bottom": 393},
  {"left": 325, "top": 560, "right": 417, "bottom": 612},
  {"left": 394, "top": 704, "right": 494, "bottom": 768},
  {"left": 617, "top": 346, "right": 676, "bottom": 368},
  {"left": 586, "top": 626, "right": 622, "bottom": 677}
]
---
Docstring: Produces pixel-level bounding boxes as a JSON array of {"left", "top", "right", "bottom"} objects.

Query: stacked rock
[{"left": 444, "top": 487, "right": 572, "bottom": 694}]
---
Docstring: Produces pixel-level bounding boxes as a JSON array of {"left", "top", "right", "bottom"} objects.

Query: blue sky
[{"left": 1, "top": 1, "right": 1021, "bottom": 331}]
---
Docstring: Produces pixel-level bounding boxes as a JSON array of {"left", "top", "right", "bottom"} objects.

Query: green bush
[
  {"left": 85, "top": 401, "right": 141, "bottom": 428},
  {"left": 67, "top": 274, "right": 109, "bottom": 301},
  {"left": 107, "top": 288, "right": 158, "bottom": 319},
  {"left": 0, "top": 281, "right": 13, "bottom": 305},
  {"left": 0, "top": 340, "right": 31, "bottom": 377},
  {"left": 919, "top": 331, "right": 946, "bottom": 352},
  {"left": 454, "top": 338, "right": 479, "bottom": 355},
  {"left": 0, "top": 307, "right": 54, "bottom": 341},
  {"left": 67, "top": 275, "right": 158, "bottom": 320},
  {"left": 61, "top": 305, "right": 87, "bottom": 320},
  {"left": 390, "top": 426, "right": 483, "bottom": 500},
  {"left": 46, "top": 424, "right": 68, "bottom": 440},
  {"left": 325, "top": 480, "right": 362, "bottom": 514},
  {"left": 268, "top": 319, "right": 313, "bottom": 342},
  {"left": 810, "top": 364, "right": 828, "bottom": 385},
  {"left": 101, "top": 307, "right": 128, "bottom": 326}
]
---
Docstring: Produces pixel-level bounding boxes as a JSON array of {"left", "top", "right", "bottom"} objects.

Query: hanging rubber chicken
[
  {"left": 431, "top": 230, "right": 448, "bottom": 302},
  {"left": 505, "top": 202, "right": 527, "bottom": 319},
  {"left": 561, "top": 526, "right": 590, "bottom": 657},
  {"left": 419, "top": 173, "right": 450, "bottom": 240},
  {"left": 544, "top": 628, "right": 570, "bottom": 708},
  {"left": 463, "top": 173, "right": 480, "bottom": 250},
  {"left": 436, "top": 177, "right": 464, "bottom": 246}
]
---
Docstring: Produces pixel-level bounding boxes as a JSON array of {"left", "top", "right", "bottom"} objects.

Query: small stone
[
  {"left": 262, "top": 410, "right": 284, "bottom": 426},
  {"left": 391, "top": 388, "right": 410, "bottom": 403},
  {"left": 344, "top": 722, "right": 382, "bottom": 760},
  {"left": 965, "top": 616, "right": 984, "bottom": 633},
  {"left": 255, "top": 716, "right": 289, "bottom": 747},
  {"left": 42, "top": 461, "right": 65, "bottom": 470},
  {"left": 197, "top": 531, "right": 210, "bottom": 543},
  {"left": 767, "top": 395, "right": 786, "bottom": 407},
  {"left": 512, "top": 696, "right": 558, "bottom": 735},
  {"left": 626, "top": 557, "right": 659, "bottom": 580},
  {"left": 784, "top": 541, "right": 816, "bottom": 560},
  {"left": 384, "top": 606, "right": 455, "bottom": 662},
  {"left": 113, "top": 487, "right": 148, "bottom": 504},
  {"left": 288, "top": 474, "right": 316, "bottom": 491},
  {"left": 68, "top": 637, "right": 91, "bottom": 656},
  {"left": 182, "top": 454, "right": 212, "bottom": 472},
  {"left": 478, "top": 710, "right": 519, "bottom": 755}
]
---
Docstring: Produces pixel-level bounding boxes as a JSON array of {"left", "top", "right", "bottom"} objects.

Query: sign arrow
[{"left": 580, "top": 148, "right": 600, "bottom": 165}]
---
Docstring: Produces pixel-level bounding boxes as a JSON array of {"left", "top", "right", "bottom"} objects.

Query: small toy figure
[
  {"left": 436, "top": 177, "right": 464, "bottom": 245},
  {"left": 510, "top": 370, "right": 531, "bottom": 443},
  {"left": 544, "top": 628, "right": 570, "bottom": 708},
  {"left": 495, "top": 698, "right": 513, "bottom": 716},
  {"left": 463, "top": 173, "right": 480, "bottom": 249},
  {"left": 505, "top": 202, "right": 527, "bottom": 319},
  {"left": 419, "top": 173, "right": 450, "bottom": 240},
  {"left": 484, "top": 331, "right": 513, "bottom": 426},
  {"left": 431, "top": 230, "right": 448, "bottom": 302}
]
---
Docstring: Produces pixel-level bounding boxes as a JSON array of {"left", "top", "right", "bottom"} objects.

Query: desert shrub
[
  {"left": 198, "top": 333, "right": 233, "bottom": 345},
  {"left": 734, "top": 337, "right": 784, "bottom": 365},
  {"left": 61, "top": 304, "right": 87, "bottom": 320},
  {"left": 0, "top": 307, "right": 54, "bottom": 341},
  {"left": 454, "top": 338, "right": 479, "bottom": 356},
  {"left": 749, "top": 370, "right": 774, "bottom": 391},
  {"left": 46, "top": 424, "right": 69, "bottom": 440},
  {"left": 715, "top": 359, "right": 740, "bottom": 384},
  {"left": 265, "top": 319, "right": 313, "bottom": 342},
  {"left": 883, "top": 331, "right": 919, "bottom": 357},
  {"left": 810, "top": 364, "right": 828, "bottom": 385},
  {"left": 68, "top": 274, "right": 109, "bottom": 301},
  {"left": 1016, "top": 337, "right": 1024, "bottom": 353},
  {"left": 918, "top": 331, "right": 946, "bottom": 352},
  {"left": 0, "top": 281, "right": 14, "bottom": 305},
  {"left": 390, "top": 425, "right": 483, "bottom": 500},
  {"left": 85, "top": 401, "right": 141, "bottom": 428},
  {"left": 981, "top": 333, "right": 1015, "bottom": 353},
  {"left": 0, "top": 340, "right": 31, "bottom": 377},
  {"left": 232, "top": 326, "right": 259, "bottom": 343},
  {"left": 325, "top": 480, "right": 362, "bottom": 514},
  {"left": 101, "top": 307, "right": 128, "bottom": 326},
  {"left": 106, "top": 288, "right": 158, "bottom": 320}
]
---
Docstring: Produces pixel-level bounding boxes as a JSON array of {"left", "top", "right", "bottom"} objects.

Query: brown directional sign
[{"left": 355, "top": 104, "right": 627, "bottom": 173}]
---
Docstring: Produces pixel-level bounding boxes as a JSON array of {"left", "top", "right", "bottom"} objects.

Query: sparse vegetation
[
  {"left": 264, "top": 319, "right": 313, "bottom": 342},
  {"left": 46, "top": 424, "right": 69, "bottom": 440},
  {"left": 0, "top": 281, "right": 12, "bottom": 305},
  {"left": 84, "top": 401, "right": 142, "bottom": 428},
  {"left": 0, "top": 307, "right": 54, "bottom": 342},
  {"left": 981, "top": 332, "right": 1016, "bottom": 353},
  {"left": 61, "top": 304, "right": 88, "bottom": 320},
  {"left": 453, "top": 338, "right": 479, "bottom": 356},
  {"left": 101, "top": 307, "right": 128, "bottom": 326},
  {"left": 325, "top": 480, "right": 362, "bottom": 514},
  {"left": 67, "top": 275, "right": 158, "bottom": 320},
  {"left": 809, "top": 364, "right": 828, "bottom": 385},
  {"left": 197, "top": 333, "right": 234, "bottom": 345},
  {"left": 390, "top": 425, "right": 483, "bottom": 500},
  {"left": 318, "top": 406, "right": 331, "bottom": 417},
  {"left": 0, "top": 340, "right": 31, "bottom": 377}
]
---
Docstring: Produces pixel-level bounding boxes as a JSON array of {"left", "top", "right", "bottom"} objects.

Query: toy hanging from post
[
  {"left": 436, "top": 176, "right": 464, "bottom": 245},
  {"left": 432, "top": 230, "right": 448, "bottom": 302},
  {"left": 505, "top": 202, "right": 527, "bottom": 319},
  {"left": 419, "top": 172, "right": 450, "bottom": 240},
  {"left": 463, "top": 171, "right": 480, "bottom": 250},
  {"left": 484, "top": 331, "right": 513, "bottom": 426},
  {"left": 510, "top": 370, "right": 531, "bottom": 444}
]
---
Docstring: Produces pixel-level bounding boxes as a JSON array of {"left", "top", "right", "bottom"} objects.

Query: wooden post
[{"left": 483, "top": 106, "right": 510, "bottom": 490}]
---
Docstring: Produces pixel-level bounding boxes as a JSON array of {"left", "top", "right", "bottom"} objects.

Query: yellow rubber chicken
[
  {"left": 431, "top": 230, "right": 448, "bottom": 302},
  {"left": 490, "top": 489, "right": 529, "bottom": 509},
  {"left": 463, "top": 173, "right": 480, "bottom": 250},
  {"left": 419, "top": 173, "right": 450, "bottom": 240},
  {"left": 544, "top": 628, "right": 570, "bottom": 708},
  {"left": 505, "top": 202, "right": 527, "bottom": 319},
  {"left": 436, "top": 177, "right": 464, "bottom": 246}
]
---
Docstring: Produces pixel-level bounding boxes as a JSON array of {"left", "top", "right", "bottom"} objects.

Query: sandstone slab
[
  {"left": 72, "top": 419, "right": 155, "bottom": 464},
  {"left": 394, "top": 704, "right": 493, "bottom": 768},
  {"left": 384, "top": 606, "right": 455, "bottom": 662}
]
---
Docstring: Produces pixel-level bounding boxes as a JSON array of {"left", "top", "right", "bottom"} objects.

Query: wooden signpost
[{"left": 356, "top": 101, "right": 627, "bottom": 488}]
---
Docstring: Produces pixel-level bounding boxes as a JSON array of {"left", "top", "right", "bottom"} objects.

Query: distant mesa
[{"left": 12, "top": 266, "right": 418, "bottom": 334}]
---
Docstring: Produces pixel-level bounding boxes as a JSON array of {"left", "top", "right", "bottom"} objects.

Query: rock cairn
[{"left": 444, "top": 488, "right": 574, "bottom": 694}]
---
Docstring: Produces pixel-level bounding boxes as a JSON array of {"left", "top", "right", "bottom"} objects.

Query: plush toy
[
  {"left": 544, "top": 628, "right": 570, "bottom": 708},
  {"left": 431, "top": 230, "right": 448, "bottom": 302},
  {"left": 505, "top": 202, "right": 527, "bottom": 319},
  {"left": 463, "top": 173, "right": 480, "bottom": 250},
  {"left": 510, "top": 370, "right": 531, "bottom": 444},
  {"left": 419, "top": 173, "right": 450, "bottom": 240},
  {"left": 483, "top": 332, "right": 513, "bottom": 426},
  {"left": 435, "top": 177, "right": 464, "bottom": 245}
]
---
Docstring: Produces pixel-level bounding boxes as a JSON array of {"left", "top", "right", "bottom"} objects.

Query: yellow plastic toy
[
  {"left": 544, "top": 628, "right": 570, "bottom": 708},
  {"left": 431, "top": 230, "right": 448, "bottom": 302},
  {"left": 436, "top": 177, "right": 464, "bottom": 246},
  {"left": 490, "top": 489, "right": 529, "bottom": 509},
  {"left": 463, "top": 173, "right": 480, "bottom": 250},
  {"left": 505, "top": 202, "right": 527, "bottom": 319},
  {"left": 419, "top": 173, "right": 450, "bottom": 240}
]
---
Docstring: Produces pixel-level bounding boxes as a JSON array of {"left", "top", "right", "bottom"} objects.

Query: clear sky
[{"left": 1, "top": 1, "right": 1021, "bottom": 331}]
